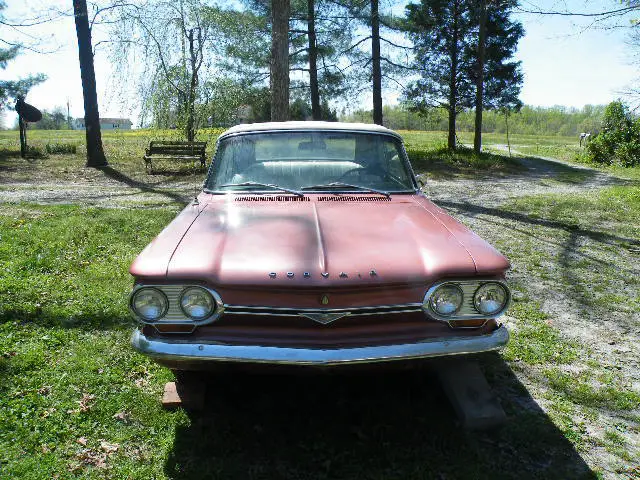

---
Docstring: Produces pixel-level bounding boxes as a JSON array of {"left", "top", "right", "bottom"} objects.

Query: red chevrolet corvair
[{"left": 129, "top": 122, "right": 511, "bottom": 370}]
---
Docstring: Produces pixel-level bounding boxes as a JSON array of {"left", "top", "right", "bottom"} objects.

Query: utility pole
[{"left": 67, "top": 98, "right": 71, "bottom": 129}]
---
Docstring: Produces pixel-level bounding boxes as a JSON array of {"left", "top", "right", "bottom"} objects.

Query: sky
[{"left": 1, "top": 0, "right": 638, "bottom": 128}]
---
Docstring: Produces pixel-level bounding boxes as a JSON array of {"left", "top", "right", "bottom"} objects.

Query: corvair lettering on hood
[{"left": 267, "top": 269, "right": 378, "bottom": 279}]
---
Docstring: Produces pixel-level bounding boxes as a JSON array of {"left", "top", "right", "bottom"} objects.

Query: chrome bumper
[{"left": 131, "top": 325, "right": 509, "bottom": 366}]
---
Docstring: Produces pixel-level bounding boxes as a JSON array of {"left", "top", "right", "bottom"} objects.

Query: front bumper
[{"left": 131, "top": 325, "right": 509, "bottom": 367}]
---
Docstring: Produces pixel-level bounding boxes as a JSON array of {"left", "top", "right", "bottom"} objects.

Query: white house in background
[{"left": 73, "top": 118, "right": 133, "bottom": 130}]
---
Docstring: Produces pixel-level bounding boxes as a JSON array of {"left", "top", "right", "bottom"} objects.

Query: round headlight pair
[
  {"left": 130, "top": 286, "right": 216, "bottom": 322},
  {"left": 427, "top": 282, "right": 508, "bottom": 318}
]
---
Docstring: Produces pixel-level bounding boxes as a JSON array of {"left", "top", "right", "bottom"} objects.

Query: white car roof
[{"left": 219, "top": 121, "right": 402, "bottom": 139}]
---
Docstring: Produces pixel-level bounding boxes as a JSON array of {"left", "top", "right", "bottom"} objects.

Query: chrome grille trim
[{"left": 224, "top": 304, "right": 423, "bottom": 317}]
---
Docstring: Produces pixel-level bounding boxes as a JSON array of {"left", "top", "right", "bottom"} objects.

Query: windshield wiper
[
  {"left": 216, "top": 182, "right": 304, "bottom": 197},
  {"left": 300, "top": 182, "right": 390, "bottom": 198}
]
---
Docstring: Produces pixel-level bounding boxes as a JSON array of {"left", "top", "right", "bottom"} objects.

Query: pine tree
[
  {"left": 405, "top": 0, "right": 522, "bottom": 150},
  {"left": 271, "top": 0, "right": 290, "bottom": 120},
  {"left": 471, "top": 0, "right": 524, "bottom": 152},
  {"left": 405, "top": 0, "right": 476, "bottom": 149}
]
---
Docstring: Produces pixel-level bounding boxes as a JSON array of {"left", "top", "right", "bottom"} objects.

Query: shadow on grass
[
  {"left": 410, "top": 146, "right": 636, "bottom": 187},
  {"left": 514, "top": 154, "right": 637, "bottom": 187},
  {"left": 408, "top": 146, "right": 526, "bottom": 178},
  {"left": 0, "top": 148, "right": 39, "bottom": 172},
  {"left": 439, "top": 198, "right": 639, "bottom": 329},
  {"left": 99, "top": 166, "right": 191, "bottom": 205},
  {"left": 165, "top": 355, "right": 595, "bottom": 480},
  {"left": 437, "top": 200, "right": 640, "bottom": 251}
]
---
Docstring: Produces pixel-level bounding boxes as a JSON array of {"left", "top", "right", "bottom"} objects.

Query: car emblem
[
  {"left": 301, "top": 312, "right": 349, "bottom": 325},
  {"left": 321, "top": 272, "right": 329, "bottom": 278},
  {"left": 320, "top": 295, "right": 329, "bottom": 305}
]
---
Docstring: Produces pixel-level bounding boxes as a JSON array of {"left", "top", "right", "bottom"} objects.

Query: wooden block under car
[
  {"left": 435, "top": 359, "right": 506, "bottom": 430},
  {"left": 162, "top": 381, "right": 206, "bottom": 411}
]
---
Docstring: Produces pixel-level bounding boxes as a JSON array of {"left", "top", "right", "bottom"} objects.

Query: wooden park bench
[{"left": 143, "top": 141, "right": 207, "bottom": 172}]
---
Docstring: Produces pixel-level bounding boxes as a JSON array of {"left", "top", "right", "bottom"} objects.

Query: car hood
[{"left": 129, "top": 194, "right": 509, "bottom": 287}]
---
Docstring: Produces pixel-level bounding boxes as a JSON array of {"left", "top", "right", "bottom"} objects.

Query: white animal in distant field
[{"left": 579, "top": 132, "right": 591, "bottom": 147}]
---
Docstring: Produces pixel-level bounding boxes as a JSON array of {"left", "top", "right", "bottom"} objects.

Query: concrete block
[{"left": 435, "top": 359, "right": 506, "bottom": 430}]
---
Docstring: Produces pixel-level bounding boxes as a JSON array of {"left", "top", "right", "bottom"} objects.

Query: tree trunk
[
  {"left": 186, "top": 29, "right": 197, "bottom": 142},
  {"left": 307, "top": 0, "right": 321, "bottom": 120},
  {"left": 73, "top": 0, "right": 107, "bottom": 168},
  {"left": 473, "top": 0, "right": 487, "bottom": 154},
  {"left": 371, "top": 0, "right": 383, "bottom": 125},
  {"left": 505, "top": 110, "right": 511, "bottom": 157},
  {"left": 447, "top": 105, "right": 457, "bottom": 150},
  {"left": 186, "top": 86, "right": 196, "bottom": 141},
  {"left": 448, "top": 0, "right": 460, "bottom": 150},
  {"left": 271, "top": 0, "right": 290, "bottom": 121}
]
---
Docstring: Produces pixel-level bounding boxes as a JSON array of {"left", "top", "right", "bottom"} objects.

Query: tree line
[
  {"left": 0, "top": 0, "right": 529, "bottom": 165},
  {"left": 2, "top": 0, "right": 638, "bottom": 167},
  {"left": 345, "top": 104, "right": 607, "bottom": 137}
]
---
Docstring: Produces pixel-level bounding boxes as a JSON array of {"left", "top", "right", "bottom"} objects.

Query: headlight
[
  {"left": 474, "top": 282, "right": 508, "bottom": 315},
  {"left": 180, "top": 287, "right": 215, "bottom": 320},
  {"left": 428, "top": 284, "right": 464, "bottom": 316},
  {"left": 131, "top": 287, "right": 168, "bottom": 321}
]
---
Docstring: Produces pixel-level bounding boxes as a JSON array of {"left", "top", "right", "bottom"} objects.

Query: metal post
[{"left": 19, "top": 115, "right": 26, "bottom": 158}]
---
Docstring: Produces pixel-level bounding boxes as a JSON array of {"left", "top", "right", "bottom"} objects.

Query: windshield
[{"left": 205, "top": 131, "right": 417, "bottom": 193}]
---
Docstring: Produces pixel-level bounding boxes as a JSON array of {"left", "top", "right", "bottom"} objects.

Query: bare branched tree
[{"left": 107, "top": 0, "right": 214, "bottom": 140}]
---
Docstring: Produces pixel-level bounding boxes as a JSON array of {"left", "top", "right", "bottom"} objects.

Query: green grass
[
  {"left": 0, "top": 205, "right": 185, "bottom": 478},
  {"left": 544, "top": 369, "right": 640, "bottom": 412},
  {"left": 0, "top": 128, "right": 530, "bottom": 185},
  {"left": 0, "top": 205, "right": 179, "bottom": 326},
  {"left": 513, "top": 143, "right": 583, "bottom": 162},
  {"left": 503, "top": 299, "right": 579, "bottom": 365},
  {"left": 399, "top": 130, "right": 525, "bottom": 177},
  {"left": 0, "top": 204, "right": 599, "bottom": 479},
  {"left": 499, "top": 186, "right": 640, "bottom": 314},
  {"left": 506, "top": 186, "right": 640, "bottom": 240},
  {"left": 0, "top": 128, "right": 224, "bottom": 185},
  {"left": 1, "top": 128, "right": 638, "bottom": 477}
]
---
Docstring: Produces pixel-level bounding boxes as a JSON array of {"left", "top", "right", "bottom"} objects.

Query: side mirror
[{"left": 415, "top": 174, "right": 426, "bottom": 191}]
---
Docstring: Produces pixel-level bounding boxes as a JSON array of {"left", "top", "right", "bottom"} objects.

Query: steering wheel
[
  {"left": 336, "top": 167, "right": 410, "bottom": 190},
  {"left": 336, "top": 166, "right": 385, "bottom": 182}
]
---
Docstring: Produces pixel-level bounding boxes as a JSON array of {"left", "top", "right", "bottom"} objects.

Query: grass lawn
[
  {"left": 0, "top": 128, "right": 530, "bottom": 185},
  {"left": 491, "top": 186, "right": 640, "bottom": 474},
  {"left": 1, "top": 127, "right": 639, "bottom": 478},
  {"left": 0, "top": 204, "right": 604, "bottom": 479}
]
